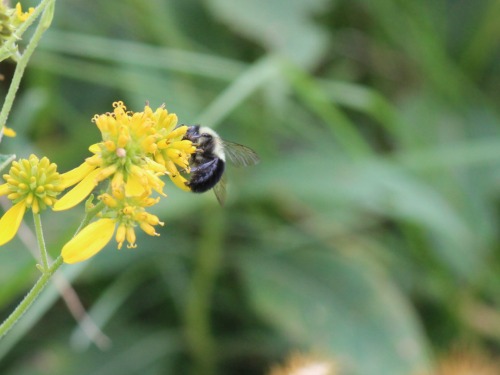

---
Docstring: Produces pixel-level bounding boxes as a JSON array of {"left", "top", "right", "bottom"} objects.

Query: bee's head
[{"left": 183, "top": 125, "right": 200, "bottom": 140}]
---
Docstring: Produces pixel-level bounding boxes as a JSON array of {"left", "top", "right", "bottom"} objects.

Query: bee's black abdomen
[{"left": 188, "top": 158, "right": 225, "bottom": 193}]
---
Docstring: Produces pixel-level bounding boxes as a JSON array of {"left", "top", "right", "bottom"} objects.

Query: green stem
[
  {"left": 76, "top": 200, "right": 106, "bottom": 234},
  {"left": 0, "top": 0, "right": 65, "bottom": 342},
  {"left": 33, "top": 211, "right": 49, "bottom": 272},
  {"left": 0, "top": 256, "right": 63, "bottom": 339},
  {"left": 0, "top": 0, "right": 52, "bottom": 61},
  {"left": 0, "top": 198, "right": 105, "bottom": 341},
  {"left": 0, "top": 0, "right": 55, "bottom": 131},
  {"left": 185, "top": 207, "right": 224, "bottom": 375}
]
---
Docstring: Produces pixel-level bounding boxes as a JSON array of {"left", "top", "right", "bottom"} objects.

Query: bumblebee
[{"left": 182, "top": 125, "right": 260, "bottom": 205}]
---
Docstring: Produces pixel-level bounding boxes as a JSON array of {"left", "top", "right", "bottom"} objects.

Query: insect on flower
[{"left": 182, "top": 125, "right": 260, "bottom": 205}]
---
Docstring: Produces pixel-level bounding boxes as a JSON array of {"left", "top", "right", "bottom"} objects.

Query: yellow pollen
[
  {"left": 117, "top": 133, "right": 129, "bottom": 148},
  {"left": 166, "top": 149, "right": 182, "bottom": 160},
  {"left": 157, "top": 139, "right": 169, "bottom": 149},
  {"left": 126, "top": 227, "right": 136, "bottom": 247},
  {"left": 140, "top": 222, "right": 158, "bottom": 236},
  {"left": 116, "top": 224, "right": 126, "bottom": 249},
  {"left": 123, "top": 206, "right": 134, "bottom": 215},
  {"left": 112, "top": 188, "right": 125, "bottom": 200},
  {"left": 147, "top": 214, "right": 162, "bottom": 226},
  {"left": 100, "top": 193, "right": 118, "bottom": 208},
  {"left": 104, "top": 140, "right": 116, "bottom": 151}
]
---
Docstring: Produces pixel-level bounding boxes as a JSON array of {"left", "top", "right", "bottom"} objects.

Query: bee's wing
[
  {"left": 213, "top": 172, "right": 227, "bottom": 206},
  {"left": 222, "top": 140, "right": 260, "bottom": 167}
]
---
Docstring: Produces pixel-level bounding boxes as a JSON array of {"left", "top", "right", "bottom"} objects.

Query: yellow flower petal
[
  {"left": 3, "top": 126, "right": 16, "bottom": 137},
  {"left": 62, "top": 218, "right": 116, "bottom": 264},
  {"left": 115, "top": 224, "right": 126, "bottom": 249},
  {"left": 125, "top": 174, "right": 146, "bottom": 196},
  {"left": 170, "top": 173, "right": 191, "bottom": 192},
  {"left": 0, "top": 201, "right": 26, "bottom": 246},
  {"left": 16, "top": 3, "right": 35, "bottom": 22},
  {"left": 53, "top": 168, "right": 101, "bottom": 211},
  {"left": 89, "top": 143, "right": 101, "bottom": 154},
  {"left": 0, "top": 183, "right": 9, "bottom": 196},
  {"left": 126, "top": 227, "right": 137, "bottom": 248},
  {"left": 60, "top": 162, "right": 97, "bottom": 189},
  {"left": 95, "top": 164, "right": 117, "bottom": 182}
]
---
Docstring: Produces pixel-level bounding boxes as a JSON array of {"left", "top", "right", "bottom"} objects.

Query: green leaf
[
  {"left": 250, "top": 154, "right": 479, "bottom": 279},
  {"left": 0, "top": 154, "right": 15, "bottom": 174},
  {"left": 240, "top": 249, "right": 431, "bottom": 375},
  {"left": 204, "top": 0, "right": 330, "bottom": 67}
]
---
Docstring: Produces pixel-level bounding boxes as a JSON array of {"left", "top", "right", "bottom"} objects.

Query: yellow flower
[
  {"left": 14, "top": 3, "right": 34, "bottom": 23},
  {"left": 0, "top": 201, "right": 26, "bottom": 247},
  {"left": 62, "top": 218, "right": 116, "bottom": 264},
  {"left": 0, "top": 155, "right": 64, "bottom": 246},
  {"left": 61, "top": 191, "right": 164, "bottom": 263},
  {"left": 146, "top": 103, "right": 196, "bottom": 191},
  {"left": 0, "top": 2, "right": 33, "bottom": 48},
  {"left": 54, "top": 101, "right": 195, "bottom": 211},
  {"left": 2, "top": 126, "right": 16, "bottom": 137}
]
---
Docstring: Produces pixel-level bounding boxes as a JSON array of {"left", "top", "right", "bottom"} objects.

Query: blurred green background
[{"left": 1, "top": 0, "right": 500, "bottom": 374}]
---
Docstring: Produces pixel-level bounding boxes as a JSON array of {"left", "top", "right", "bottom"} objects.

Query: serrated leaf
[{"left": 240, "top": 250, "right": 431, "bottom": 375}]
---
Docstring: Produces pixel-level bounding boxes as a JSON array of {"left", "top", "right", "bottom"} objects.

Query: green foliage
[
  {"left": 0, "top": 154, "right": 15, "bottom": 173},
  {"left": 1, "top": 0, "right": 500, "bottom": 374}
]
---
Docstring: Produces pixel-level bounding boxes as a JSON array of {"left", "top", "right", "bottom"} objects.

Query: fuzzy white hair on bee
[{"left": 197, "top": 126, "right": 225, "bottom": 162}]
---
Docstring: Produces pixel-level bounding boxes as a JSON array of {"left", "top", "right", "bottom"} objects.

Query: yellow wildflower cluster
[
  {"left": 62, "top": 191, "right": 164, "bottom": 264},
  {"left": 0, "top": 101, "right": 196, "bottom": 263},
  {"left": 0, "top": 2, "right": 34, "bottom": 47},
  {"left": 0, "top": 155, "right": 68, "bottom": 246},
  {"left": 54, "top": 101, "right": 194, "bottom": 211}
]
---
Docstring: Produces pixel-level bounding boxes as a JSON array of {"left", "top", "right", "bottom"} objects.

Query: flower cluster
[
  {"left": 0, "top": 154, "right": 66, "bottom": 246},
  {"left": 54, "top": 101, "right": 194, "bottom": 211},
  {"left": 62, "top": 191, "right": 164, "bottom": 264},
  {"left": 0, "top": 101, "right": 196, "bottom": 263},
  {"left": 0, "top": 2, "right": 34, "bottom": 47}
]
